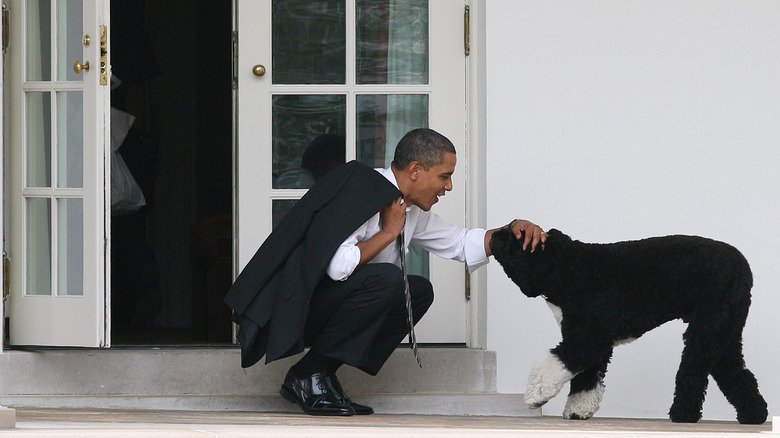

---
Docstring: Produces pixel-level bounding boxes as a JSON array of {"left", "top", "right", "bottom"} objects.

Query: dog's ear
[
  {"left": 489, "top": 226, "right": 519, "bottom": 252},
  {"left": 547, "top": 228, "right": 564, "bottom": 239},
  {"left": 489, "top": 227, "right": 546, "bottom": 298},
  {"left": 545, "top": 229, "right": 571, "bottom": 246}
]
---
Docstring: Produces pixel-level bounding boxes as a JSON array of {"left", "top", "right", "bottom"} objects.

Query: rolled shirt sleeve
[
  {"left": 326, "top": 220, "right": 370, "bottom": 281},
  {"left": 326, "top": 208, "right": 489, "bottom": 281},
  {"left": 411, "top": 211, "right": 489, "bottom": 272},
  {"left": 326, "top": 167, "right": 490, "bottom": 281}
]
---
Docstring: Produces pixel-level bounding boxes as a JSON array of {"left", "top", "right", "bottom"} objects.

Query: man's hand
[
  {"left": 379, "top": 196, "right": 406, "bottom": 239},
  {"left": 509, "top": 219, "right": 547, "bottom": 252},
  {"left": 355, "top": 196, "right": 406, "bottom": 267},
  {"left": 484, "top": 219, "right": 547, "bottom": 256}
]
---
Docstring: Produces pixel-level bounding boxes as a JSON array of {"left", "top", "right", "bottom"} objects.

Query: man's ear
[{"left": 408, "top": 161, "right": 422, "bottom": 180}]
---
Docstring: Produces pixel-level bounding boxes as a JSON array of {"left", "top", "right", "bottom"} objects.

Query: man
[{"left": 225, "top": 128, "right": 546, "bottom": 416}]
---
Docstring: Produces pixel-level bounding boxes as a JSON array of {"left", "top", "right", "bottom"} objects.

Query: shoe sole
[
  {"left": 280, "top": 385, "right": 355, "bottom": 416},
  {"left": 351, "top": 407, "right": 374, "bottom": 415}
]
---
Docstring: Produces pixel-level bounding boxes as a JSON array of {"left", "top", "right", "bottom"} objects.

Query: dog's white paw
[
  {"left": 562, "top": 382, "right": 605, "bottom": 420},
  {"left": 524, "top": 351, "right": 574, "bottom": 408}
]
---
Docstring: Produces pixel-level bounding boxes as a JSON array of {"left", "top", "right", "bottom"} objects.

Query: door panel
[
  {"left": 237, "top": 0, "right": 468, "bottom": 343},
  {"left": 5, "top": 0, "right": 109, "bottom": 346}
]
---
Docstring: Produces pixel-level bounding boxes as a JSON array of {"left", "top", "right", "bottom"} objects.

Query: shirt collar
[
  {"left": 377, "top": 167, "right": 412, "bottom": 213},
  {"left": 377, "top": 166, "right": 399, "bottom": 189}
]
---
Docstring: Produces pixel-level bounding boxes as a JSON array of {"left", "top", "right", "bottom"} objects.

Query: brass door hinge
[
  {"left": 464, "top": 265, "right": 471, "bottom": 301},
  {"left": 232, "top": 30, "right": 238, "bottom": 90},
  {"left": 3, "top": 252, "right": 9, "bottom": 303},
  {"left": 99, "top": 25, "right": 108, "bottom": 85},
  {"left": 464, "top": 5, "right": 470, "bottom": 56},
  {"left": 2, "top": 3, "right": 10, "bottom": 55}
]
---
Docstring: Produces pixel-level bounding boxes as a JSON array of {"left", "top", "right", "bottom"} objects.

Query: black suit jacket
[{"left": 224, "top": 160, "right": 402, "bottom": 367}]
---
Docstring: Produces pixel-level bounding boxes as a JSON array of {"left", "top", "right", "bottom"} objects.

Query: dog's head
[{"left": 489, "top": 227, "right": 570, "bottom": 298}]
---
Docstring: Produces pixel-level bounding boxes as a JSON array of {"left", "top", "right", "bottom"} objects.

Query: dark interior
[{"left": 110, "top": 0, "right": 233, "bottom": 345}]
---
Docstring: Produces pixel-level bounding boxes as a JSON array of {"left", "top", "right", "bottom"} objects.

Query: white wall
[{"left": 485, "top": 0, "right": 780, "bottom": 420}]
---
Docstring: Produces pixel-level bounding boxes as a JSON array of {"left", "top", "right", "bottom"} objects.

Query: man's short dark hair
[{"left": 392, "top": 128, "right": 456, "bottom": 170}]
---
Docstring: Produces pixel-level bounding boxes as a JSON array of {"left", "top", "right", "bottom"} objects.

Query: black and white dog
[{"left": 489, "top": 227, "right": 767, "bottom": 424}]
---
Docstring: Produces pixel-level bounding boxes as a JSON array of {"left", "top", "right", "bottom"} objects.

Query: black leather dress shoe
[
  {"left": 280, "top": 369, "right": 355, "bottom": 416},
  {"left": 329, "top": 373, "right": 374, "bottom": 415}
]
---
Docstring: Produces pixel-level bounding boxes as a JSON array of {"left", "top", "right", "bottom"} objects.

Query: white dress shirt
[{"left": 326, "top": 167, "right": 489, "bottom": 281}]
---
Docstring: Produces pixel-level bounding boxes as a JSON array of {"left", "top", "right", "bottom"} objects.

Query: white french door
[
  {"left": 4, "top": 0, "right": 109, "bottom": 346},
  {"left": 236, "top": 0, "right": 469, "bottom": 343}
]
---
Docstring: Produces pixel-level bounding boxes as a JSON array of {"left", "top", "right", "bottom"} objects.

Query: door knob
[
  {"left": 73, "top": 60, "right": 90, "bottom": 74},
  {"left": 252, "top": 64, "right": 266, "bottom": 77}
]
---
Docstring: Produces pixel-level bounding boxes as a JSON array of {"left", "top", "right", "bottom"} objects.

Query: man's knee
[
  {"left": 359, "top": 265, "right": 434, "bottom": 314},
  {"left": 409, "top": 275, "right": 434, "bottom": 313}
]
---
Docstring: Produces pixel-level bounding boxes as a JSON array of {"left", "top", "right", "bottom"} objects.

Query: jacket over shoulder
[{"left": 224, "top": 160, "right": 402, "bottom": 367}]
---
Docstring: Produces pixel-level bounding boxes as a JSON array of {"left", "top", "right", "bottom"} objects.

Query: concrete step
[
  {"left": 0, "top": 406, "right": 14, "bottom": 429},
  {"left": 0, "top": 347, "right": 538, "bottom": 416}
]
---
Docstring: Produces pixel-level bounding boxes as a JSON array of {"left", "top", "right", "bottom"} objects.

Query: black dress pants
[{"left": 304, "top": 263, "right": 434, "bottom": 375}]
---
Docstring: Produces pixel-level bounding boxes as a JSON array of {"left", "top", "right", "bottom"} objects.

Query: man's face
[{"left": 407, "top": 152, "right": 456, "bottom": 211}]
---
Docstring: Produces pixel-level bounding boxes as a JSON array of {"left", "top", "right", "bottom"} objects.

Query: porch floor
[{"left": 1, "top": 408, "right": 776, "bottom": 437}]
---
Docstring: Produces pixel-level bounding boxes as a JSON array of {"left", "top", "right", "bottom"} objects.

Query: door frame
[
  {"left": 465, "top": 0, "right": 487, "bottom": 350},
  {"left": 0, "top": 0, "right": 488, "bottom": 350},
  {"left": 1, "top": 2, "right": 6, "bottom": 354}
]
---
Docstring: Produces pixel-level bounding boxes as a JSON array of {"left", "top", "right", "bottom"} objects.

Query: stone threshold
[
  {"left": 0, "top": 406, "right": 14, "bottom": 429},
  {"left": 0, "top": 347, "right": 538, "bottom": 417}
]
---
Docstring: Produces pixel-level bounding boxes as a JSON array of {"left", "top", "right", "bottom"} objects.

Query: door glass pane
[
  {"left": 58, "top": 198, "right": 84, "bottom": 296},
  {"left": 356, "top": 0, "right": 428, "bottom": 85},
  {"left": 26, "top": 198, "right": 52, "bottom": 296},
  {"left": 356, "top": 93, "right": 429, "bottom": 277},
  {"left": 26, "top": 0, "right": 52, "bottom": 81},
  {"left": 26, "top": 92, "right": 52, "bottom": 187},
  {"left": 356, "top": 94, "right": 428, "bottom": 167},
  {"left": 57, "top": 0, "right": 84, "bottom": 82},
  {"left": 272, "top": 95, "right": 346, "bottom": 188},
  {"left": 272, "top": 0, "right": 346, "bottom": 84},
  {"left": 57, "top": 91, "right": 84, "bottom": 188}
]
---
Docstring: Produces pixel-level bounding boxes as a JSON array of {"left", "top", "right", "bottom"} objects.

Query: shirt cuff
[{"left": 464, "top": 228, "right": 489, "bottom": 272}]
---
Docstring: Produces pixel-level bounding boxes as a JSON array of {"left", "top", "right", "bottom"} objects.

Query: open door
[{"left": 4, "top": 0, "right": 110, "bottom": 347}]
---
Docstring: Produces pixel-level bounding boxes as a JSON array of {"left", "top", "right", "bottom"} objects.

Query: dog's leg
[
  {"left": 563, "top": 348, "right": 612, "bottom": 420},
  {"left": 710, "top": 333, "right": 767, "bottom": 424},
  {"left": 706, "top": 273, "right": 767, "bottom": 425},
  {"left": 526, "top": 321, "right": 613, "bottom": 410},
  {"left": 669, "top": 313, "right": 719, "bottom": 423},
  {"left": 524, "top": 350, "right": 574, "bottom": 409}
]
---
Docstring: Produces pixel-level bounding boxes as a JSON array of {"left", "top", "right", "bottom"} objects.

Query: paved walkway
[{"left": 0, "top": 409, "right": 776, "bottom": 437}]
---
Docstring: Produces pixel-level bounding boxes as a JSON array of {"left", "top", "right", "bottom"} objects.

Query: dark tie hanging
[{"left": 398, "top": 222, "right": 422, "bottom": 368}]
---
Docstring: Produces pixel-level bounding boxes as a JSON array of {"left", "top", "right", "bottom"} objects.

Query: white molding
[
  {"left": 466, "top": 0, "right": 488, "bottom": 349},
  {"left": 0, "top": 0, "right": 5, "bottom": 356}
]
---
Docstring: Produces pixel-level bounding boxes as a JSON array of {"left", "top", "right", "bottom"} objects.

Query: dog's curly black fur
[{"left": 490, "top": 227, "right": 767, "bottom": 424}]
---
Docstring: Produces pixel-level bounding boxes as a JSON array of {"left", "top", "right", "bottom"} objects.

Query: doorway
[{"left": 109, "top": 0, "right": 233, "bottom": 345}]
